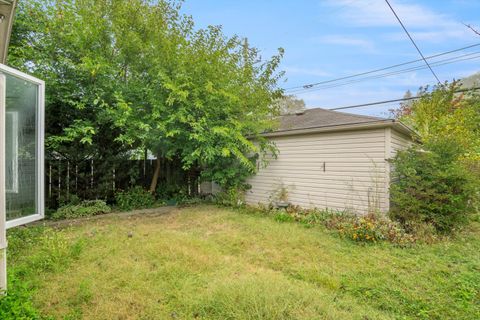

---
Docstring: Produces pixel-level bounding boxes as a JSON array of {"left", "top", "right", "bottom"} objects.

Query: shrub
[
  {"left": 53, "top": 200, "right": 111, "bottom": 220},
  {"left": 115, "top": 186, "right": 155, "bottom": 211},
  {"left": 215, "top": 188, "right": 245, "bottom": 207},
  {"left": 337, "top": 213, "right": 414, "bottom": 245},
  {"left": 390, "top": 141, "right": 478, "bottom": 233},
  {"left": 156, "top": 182, "right": 188, "bottom": 202}
]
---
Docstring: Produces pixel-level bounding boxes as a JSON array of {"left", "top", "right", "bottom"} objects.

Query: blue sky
[{"left": 181, "top": 0, "right": 480, "bottom": 117}]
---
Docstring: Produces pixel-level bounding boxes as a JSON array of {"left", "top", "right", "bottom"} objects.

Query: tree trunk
[{"left": 149, "top": 157, "right": 161, "bottom": 194}]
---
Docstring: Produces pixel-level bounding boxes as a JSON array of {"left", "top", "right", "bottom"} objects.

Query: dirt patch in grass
[{"left": 9, "top": 205, "right": 480, "bottom": 319}]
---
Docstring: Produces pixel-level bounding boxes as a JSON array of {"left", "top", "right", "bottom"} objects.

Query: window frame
[{"left": 0, "top": 64, "right": 45, "bottom": 229}]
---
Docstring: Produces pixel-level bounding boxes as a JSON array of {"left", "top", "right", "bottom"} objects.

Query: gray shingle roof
[{"left": 277, "top": 108, "right": 389, "bottom": 132}]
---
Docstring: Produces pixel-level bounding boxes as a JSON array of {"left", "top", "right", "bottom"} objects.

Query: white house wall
[{"left": 246, "top": 128, "right": 392, "bottom": 214}]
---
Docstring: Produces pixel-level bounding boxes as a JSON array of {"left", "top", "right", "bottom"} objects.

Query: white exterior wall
[
  {"left": 390, "top": 129, "right": 412, "bottom": 157},
  {"left": 246, "top": 127, "right": 412, "bottom": 214}
]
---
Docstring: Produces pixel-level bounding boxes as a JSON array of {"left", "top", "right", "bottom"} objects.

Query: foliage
[
  {"left": 0, "top": 274, "right": 41, "bottom": 319},
  {"left": 273, "top": 210, "right": 295, "bottom": 223},
  {"left": 390, "top": 141, "right": 478, "bottom": 233},
  {"left": 155, "top": 182, "right": 188, "bottom": 202},
  {"left": 52, "top": 200, "right": 111, "bottom": 220},
  {"left": 276, "top": 94, "right": 306, "bottom": 115},
  {"left": 97, "top": 8, "right": 284, "bottom": 191},
  {"left": 2, "top": 226, "right": 88, "bottom": 319},
  {"left": 10, "top": 0, "right": 284, "bottom": 198},
  {"left": 115, "top": 187, "right": 155, "bottom": 211},
  {"left": 9, "top": 0, "right": 133, "bottom": 165},
  {"left": 215, "top": 188, "right": 246, "bottom": 207},
  {"left": 393, "top": 82, "right": 480, "bottom": 161},
  {"left": 338, "top": 213, "right": 416, "bottom": 245}
]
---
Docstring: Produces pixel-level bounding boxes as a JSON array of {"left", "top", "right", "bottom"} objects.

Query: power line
[
  {"left": 289, "top": 52, "right": 480, "bottom": 93},
  {"left": 328, "top": 86, "right": 480, "bottom": 111},
  {"left": 384, "top": 0, "right": 441, "bottom": 83},
  {"left": 288, "top": 52, "right": 480, "bottom": 94},
  {"left": 283, "top": 42, "right": 480, "bottom": 92}
]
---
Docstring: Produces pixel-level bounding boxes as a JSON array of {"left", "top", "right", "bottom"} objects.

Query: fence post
[
  {"left": 67, "top": 161, "right": 70, "bottom": 200},
  {"left": 75, "top": 164, "right": 78, "bottom": 193},
  {"left": 90, "top": 159, "right": 94, "bottom": 190},
  {"left": 57, "top": 159, "right": 61, "bottom": 201},
  {"left": 48, "top": 163, "right": 52, "bottom": 198}
]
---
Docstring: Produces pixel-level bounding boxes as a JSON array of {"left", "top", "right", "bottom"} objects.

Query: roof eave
[{"left": 261, "top": 119, "right": 417, "bottom": 138}]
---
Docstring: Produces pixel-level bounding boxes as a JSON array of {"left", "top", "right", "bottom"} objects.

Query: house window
[
  {"left": 1, "top": 65, "right": 45, "bottom": 228},
  {"left": 5, "top": 111, "right": 18, "bottom": 193}
]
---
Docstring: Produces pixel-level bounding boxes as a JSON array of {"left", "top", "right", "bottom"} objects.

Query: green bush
[
  {"left": 390, "top": 141, "right": 478, "bottom": 233},
  {"left": 115, "top": 186, "right": 155, "bottom": 211},
  {"left": 215, "top": 188, "right": 245, "bottom": 207},
  {"left": 53, "top": 200, "right": 111, "bottom": 220},
  {"left": 156, "top": 182, "right": 188, "bottom": 202}
]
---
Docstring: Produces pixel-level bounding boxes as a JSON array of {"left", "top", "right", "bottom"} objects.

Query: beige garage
[{"left": 245, "top": 108, "right": 414, "bottom": 214}]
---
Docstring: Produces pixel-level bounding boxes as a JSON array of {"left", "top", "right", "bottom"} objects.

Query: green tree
[
  {"left": 102, "top": 15, "right": 284, "bottom": 192},
  {"left": 393, "top": 82, "right": 480, "bottom": 161},
  {"left": 9, "top": 0, "right": 284, "bottom": 195}
]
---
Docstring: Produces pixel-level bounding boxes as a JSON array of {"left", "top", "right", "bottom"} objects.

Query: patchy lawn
[{"left": 7, "top": 205, "right": 480, "bottom": 320}]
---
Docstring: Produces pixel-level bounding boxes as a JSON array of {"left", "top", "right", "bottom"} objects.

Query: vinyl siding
[
  {"left": 245, "top": 128, "right": 389, "bottom": 214},
  {"left": 390, "top": 129, "right": 412, "bottom": 158}
]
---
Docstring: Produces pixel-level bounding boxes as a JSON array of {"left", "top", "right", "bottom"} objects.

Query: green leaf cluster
[{"left": 10, "top": 0, "right": 284, "bottom": 191}]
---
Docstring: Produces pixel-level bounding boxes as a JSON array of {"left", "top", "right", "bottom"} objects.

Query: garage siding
[
  {"left": 245, "top": 128, "right": 389, "bottom": 213},
  {"left": 390, "top": 129, "right": 413, "bottom": 157}
]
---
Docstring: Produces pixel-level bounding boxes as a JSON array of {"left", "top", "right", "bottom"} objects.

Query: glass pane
[{"left": 4, "top": 73, "right": 39, "bottom": 221}]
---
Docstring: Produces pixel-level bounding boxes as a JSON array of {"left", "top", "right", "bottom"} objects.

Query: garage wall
[
  {"left": 390, "top": 129, "right": 413, "bottom": 157},
  {"left": 245, "top": 128, "right": 390, "bottom": 214}
]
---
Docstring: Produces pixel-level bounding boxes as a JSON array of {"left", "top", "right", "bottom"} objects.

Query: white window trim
[{"left": 0, "top": 63, "right": 45, "bottom": 229}]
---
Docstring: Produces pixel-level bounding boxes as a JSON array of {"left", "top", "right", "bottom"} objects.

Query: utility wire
[
  {"left": 289, "top": 52, "right": 480, "bottom": 93},
  {"left": 328, "top": 86, "right": 480, "bottom": 111},
  {"left": 283, "top": 42, "right": 480, "bottom": 92},
  {"left": 288, "top": 52, "right": 480, "bottom": 94},
  {"left": 384, "top": 0, "right": 441, "bottom": 83}
]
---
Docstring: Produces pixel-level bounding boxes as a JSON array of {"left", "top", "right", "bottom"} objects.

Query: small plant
[
  {"left": 340, "top": 214, "right": 385, "bottom": 243},
  {"left": 115, "top": 186, "right": 155, "bottom": 211},
  {"left": 53, "top": 200, "right": 111, "bottom": 220},
  {"left": 273, "top": 210, "right": 295, "bottom": 223},
  {"left": 248, "top": 204, "right": 417, "bottom": 246},
  {"left": 215, "top": 188, "right": 245, "bottom": 207}
]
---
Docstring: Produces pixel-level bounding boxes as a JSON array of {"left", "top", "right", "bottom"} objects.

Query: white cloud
[{"left": 323, "top": 0, "right": 476, "bottom": 42}]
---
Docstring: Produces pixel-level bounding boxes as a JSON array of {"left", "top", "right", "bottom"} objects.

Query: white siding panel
[
  {"left": 390, "top": 130, "right": 412, "bottom": 158},
  {"left": 246, "top": 128, "right": 388, "bottom": 214}
]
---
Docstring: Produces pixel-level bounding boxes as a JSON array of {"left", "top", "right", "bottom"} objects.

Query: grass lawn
[{"left": 7, "top": 205, "right": 480, "bottom": 320}]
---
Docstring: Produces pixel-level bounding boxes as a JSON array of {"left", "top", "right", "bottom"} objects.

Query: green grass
[{"left": 6, "top": 205, "right": 480, "bottom": 319}]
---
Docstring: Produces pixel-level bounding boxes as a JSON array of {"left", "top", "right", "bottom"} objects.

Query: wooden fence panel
[{"left": 45, "top": 158, "right": 198, "bottom": 209}]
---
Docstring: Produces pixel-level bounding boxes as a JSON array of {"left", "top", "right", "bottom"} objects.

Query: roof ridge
[{"left": 304, "top": 107, "right": 388, "bottom": 121}]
